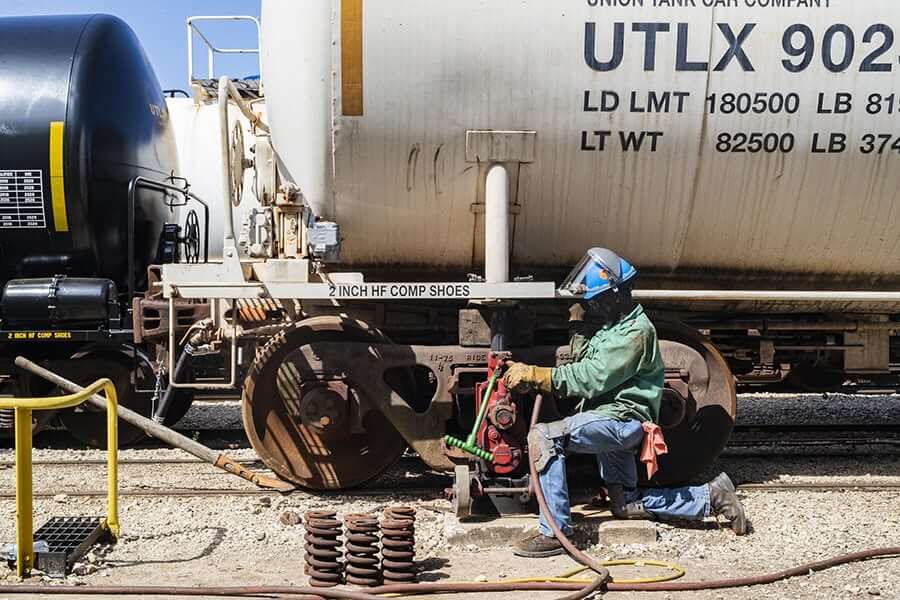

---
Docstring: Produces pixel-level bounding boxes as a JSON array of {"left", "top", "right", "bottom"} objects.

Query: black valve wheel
[{"left": 181, "top": 209, "right": 201, "bottom": 264}]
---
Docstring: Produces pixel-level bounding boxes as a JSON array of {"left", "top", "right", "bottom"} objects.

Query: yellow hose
[
  {"left": 519, "top": 558, "right": 687, "bottom": 585},
  {"left": 379, "top": 558, "right": 686, "bottom": 596}
]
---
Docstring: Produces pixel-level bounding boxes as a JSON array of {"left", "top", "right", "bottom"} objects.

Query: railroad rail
[
  {"left": 0, "top": 457, "right": 264, "bottom": 467},
  {"left": 2, "top": 440, "right": 898, "bottom": 471},
  {"left": 2, "top": 425, "right": 900, "bottom": 471},
  {"left": 725, "top": 423, "right": 900, "bottom": 455},
  {"left": 738, "top": 482, "right": 900, "bottom": 492},
  {"left": 0, "top": 487, "right": 442, "bottom": 500},
  {"left": 0, "top": 480, "right": 898, "bottom": 501},
  {"left": 5, "top": 424, "right": 899, "bottom": 454},
  {"left": 733, "top": 424, "right": 900, "bottom": 434}
]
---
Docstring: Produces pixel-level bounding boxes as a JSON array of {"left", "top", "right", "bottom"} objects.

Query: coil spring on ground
[
  {"left": 344, "top": 514, "right": 381, "bottom": 586},
  {"left": 303, "top": 510, "right": 343, "bottom": 587},
  {"left": 0, "top": 409, "right": 13, "bottom": 430},
  {"left": 380, "top": 506, "right": 417, "bottom": 583}
]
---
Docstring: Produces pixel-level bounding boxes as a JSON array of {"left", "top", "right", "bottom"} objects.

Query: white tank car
[
  {"left": 167, "top": 97, "right": 262, "bottom": 259},
  {"left": 261, "top": 0, "right": 900, "bottom": 287}
]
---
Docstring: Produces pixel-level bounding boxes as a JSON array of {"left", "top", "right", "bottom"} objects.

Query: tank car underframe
[
  {"left": 300, "top": 299, "right": 900, "bottom": 388},
  {"left": 237, "top": 314, "right": 735, "bottom": 490},
  {"left": 157, "top": 271, "right": 898, "bottom": 490}
]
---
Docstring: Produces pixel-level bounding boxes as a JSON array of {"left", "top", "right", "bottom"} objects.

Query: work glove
[{"left": 503, "top": 362, "right": 552, "bottom": 394}]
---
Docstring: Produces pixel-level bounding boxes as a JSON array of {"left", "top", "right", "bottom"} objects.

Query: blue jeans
[{"left": 538, "top": 413, "right": 710, "bottom": 536}]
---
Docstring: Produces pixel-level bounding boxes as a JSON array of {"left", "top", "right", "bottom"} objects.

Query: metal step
[{"left": 33, "top": 516, "right": 110, "bottom": 577}]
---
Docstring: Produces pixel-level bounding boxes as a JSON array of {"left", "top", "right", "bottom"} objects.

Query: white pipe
[
  {"left": 633, "top": 290, "right": 900, "bottom": 303},
  {"left": 218, "top": 76, "right": 237, "bottom": 247},
  {"left": 186, "top": 20, "right": 193, "bottom": 84},
  {"left": 218, "top": 75, "right": 271, "bottom": 133},
  {"left": 485, "top": 164, "right": 510, "bottom": 284}
]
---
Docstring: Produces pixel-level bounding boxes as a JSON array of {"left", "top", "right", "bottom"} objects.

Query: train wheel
[
  {"left": 644, "top": 322, "right": 737, "bottom": 486},
  {"left": 58, "top": 350, "right": 193, "bottom": 447},
  {"left": 451, "top": 465, "right": 474, "bottom": 519},
  {"left": 241, "top": 317, "right": 408, "bottom": 490}
]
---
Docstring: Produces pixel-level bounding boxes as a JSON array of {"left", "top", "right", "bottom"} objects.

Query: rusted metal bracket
[{"left": 213, "top": 455, "right": 295, "bottom": 492}]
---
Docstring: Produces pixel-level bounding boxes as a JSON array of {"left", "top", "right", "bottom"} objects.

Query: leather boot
[
  {"left": 607, "top": 484, "right": 651, "bottom": 520},
  {"left": 512, "top": 533, "right": 565, "bottom": 558},
  {"left": 589, "top": 487, "right": 609, "bottom": 509},
  {"left": 708, "top": 472, "right": 748, "bottom": 535}
]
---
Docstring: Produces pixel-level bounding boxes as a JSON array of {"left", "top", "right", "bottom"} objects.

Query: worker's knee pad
[{"left": 528, "top": 420, "right": 569, "bottom": 473}]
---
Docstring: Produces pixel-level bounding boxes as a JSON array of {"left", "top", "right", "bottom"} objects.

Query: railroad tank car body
[
  {"left": 0, "top": 14, "right": 190, "bottom": 446},
  {"left": 0, "top": 14, "right": 178, "bottom": 294},
  {"left": 261, "top": 0, "right": 900, "bottom": 289}
]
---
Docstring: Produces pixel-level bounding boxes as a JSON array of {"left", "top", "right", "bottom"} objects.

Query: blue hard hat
[{"left": 581, "top": 248, "right": 638, "bottom": 300}]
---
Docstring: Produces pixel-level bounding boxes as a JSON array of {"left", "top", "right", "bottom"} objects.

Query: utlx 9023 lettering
[{"left": 586, "top": 21, "right": 900, "bottom": 73}]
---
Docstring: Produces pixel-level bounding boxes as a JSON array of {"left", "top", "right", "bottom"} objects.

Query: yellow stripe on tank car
[
  {"left": 49, "top": 121, "right": 69, "bottom": 232},
  {"left": 341, "top": 0, "right": 364, "bottom": 116}
]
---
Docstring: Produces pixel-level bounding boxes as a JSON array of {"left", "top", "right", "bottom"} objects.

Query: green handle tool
[{"left": 443, "top": 369, "right": 501, "bottom": 462}]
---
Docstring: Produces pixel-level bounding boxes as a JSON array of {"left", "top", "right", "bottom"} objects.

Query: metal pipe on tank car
[
  {"left": 695, "top": 320, "right": 898, "bottom": 332},
  {"left": 166, "top": 295, "right": 237, "bottom": 391},
  {"left": 218, "top": 77, "right": 237, "bottom": 248},
  {"left": 186, "top": 20, "right": 193, "bottom": 85},
  {"left": 633, "top": 290, "right": 900, "bottom": 303},
  {"left": 219, "top": 76, "right": 270, "bottom": 133},
  {"left": 485, "top": 164, "right": 510, "bottom": 284}
]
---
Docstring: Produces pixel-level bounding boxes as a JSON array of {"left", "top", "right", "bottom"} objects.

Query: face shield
[{"left": 559, "top": 248, "right": 637, "bottom": 299}]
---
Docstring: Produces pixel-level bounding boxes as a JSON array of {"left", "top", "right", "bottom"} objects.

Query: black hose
[
  {"left": 2, "top": 547, "right": 898, "bottom": 598},
  {"left": 152, "top": 345, "right": 193, "bottom": 423},
  {"left": 609, "top": 546, "right": 900, "bottom": 592}
]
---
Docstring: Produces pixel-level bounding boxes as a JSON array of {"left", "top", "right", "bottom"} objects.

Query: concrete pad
[
  {"left": 596, "top": 520, "right": 658, "bottom": 546},
  {"left": 444, "top": 504, "right": 658, "bottom": 548},
  {"left": 444, "top": 514, "right": 538, "bottom": 547}
]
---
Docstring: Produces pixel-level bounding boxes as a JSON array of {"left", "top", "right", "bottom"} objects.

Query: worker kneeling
[{"left": 505, "top": 248, "right": 748, "bottom": 558}]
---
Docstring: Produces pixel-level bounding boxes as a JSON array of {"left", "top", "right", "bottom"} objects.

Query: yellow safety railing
[{"left": 0, "top": 378, "right": 118, "bottom": 577}]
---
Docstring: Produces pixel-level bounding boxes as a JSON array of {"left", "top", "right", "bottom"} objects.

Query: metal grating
[{"left": 33, "top": 516, "right": 108, "bottom": 577}]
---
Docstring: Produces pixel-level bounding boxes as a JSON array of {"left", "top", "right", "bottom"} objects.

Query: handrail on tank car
[
  {"left": 126, "top": 176, "right": 211, "bottom": 303},
  {"left": 187, "top": 16, "right": 262, "bottom": 85}
]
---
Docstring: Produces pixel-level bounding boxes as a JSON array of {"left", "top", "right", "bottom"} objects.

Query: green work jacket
[{"left": 551, "top": 304, "right": 664, "bottom": 423}]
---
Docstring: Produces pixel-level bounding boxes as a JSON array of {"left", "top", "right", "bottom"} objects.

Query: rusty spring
[
  {"left": 380, "top": 506, "right": 417, "bottom": 584},
  {"left": 344, "top": 514, "right": 381, "bottom": 587},
  {"left": 303, "top": 511, "right": 343, "bottom": 588}
]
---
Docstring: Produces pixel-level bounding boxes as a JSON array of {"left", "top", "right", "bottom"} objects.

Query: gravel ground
[
  {"left": 0, "top": 394, "right": 896, "bottom": 599},
  {"left": 735, "top": 392, "right": 900, "bottom": 426}
]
